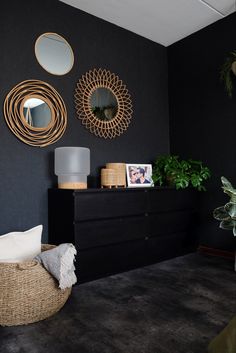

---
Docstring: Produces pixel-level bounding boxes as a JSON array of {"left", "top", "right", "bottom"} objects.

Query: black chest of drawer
[{"left": 48, "top": 188, "right": 199, "bottom": 282}]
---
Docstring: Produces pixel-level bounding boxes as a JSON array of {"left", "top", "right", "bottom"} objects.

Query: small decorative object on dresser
[
  {"left": 101, "top": 168, "right": 118, "bottom": 188},
  {"left": 101, "top": 162, "right": 126, "bottom": 188},
  {"left": 106, "top": 163, "right": 126, "bottom": 187},
  {"left": 55, "top": 147, "right": 90, "bottom": 189},
  {"left": 126, "top": 164, "right": 153, "bottom": 187}
]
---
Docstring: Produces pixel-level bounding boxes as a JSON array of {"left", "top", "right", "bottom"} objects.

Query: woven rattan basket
[
  {"left": 0, "top": 244, "right": 72, "bottom": 326},
  {"left": 106, "top": 163, "right": 126, "bottom": 187},
  {"left": 101, "top": 168, "right": 118, "bottom": 188}
]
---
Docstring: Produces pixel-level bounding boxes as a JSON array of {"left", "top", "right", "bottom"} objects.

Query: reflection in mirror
[
  {"left": 35, "top": 32, "right": 74, "bottom": 75},
  {"left": 23, "top": 98, "right": 51, "bottom": 128},
  {"left": 90, "top": 88, "right": 118, "bottom": 121}
]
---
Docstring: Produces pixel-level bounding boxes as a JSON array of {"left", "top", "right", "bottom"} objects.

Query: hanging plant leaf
[{"left": 220, "top": 51, "right": 236, "bottom": 98}]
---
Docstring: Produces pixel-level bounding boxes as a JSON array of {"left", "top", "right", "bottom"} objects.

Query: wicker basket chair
[{"left": 0, "top": 244, "right": 72, "bottom": 326}]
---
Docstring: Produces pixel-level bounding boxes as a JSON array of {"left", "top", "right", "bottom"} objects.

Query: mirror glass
[
  {"left": 35, "top": 33, "right": 74, "bottom": 75},
  {"left": 23, "top": 98, "right": 52, "bottom": 128},
  {"left": 90, "top": 88, "right": 118, "bottom": 121}
]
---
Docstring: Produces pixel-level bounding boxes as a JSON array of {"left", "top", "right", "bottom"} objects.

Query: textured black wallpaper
[
  {"left": 0, "top": 0, "right": 169, "bottom": 241},
  {"left": 168, "top": 12, "right": 236, "bottom": 251}
]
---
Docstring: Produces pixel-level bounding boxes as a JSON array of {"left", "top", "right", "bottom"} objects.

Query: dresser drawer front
[
  {"left": 148, "top": 210, "right": 195, "bottom": 238},
  {"left": 78, "top": 239, "right": 147, "bottom": 282},
  {"left": 148, "top": 188, "right": 198, "bottom": 213},
  {"left": 75, "top": 216, "right": 147, "bottom": 249},
  {"left": 74, "top": 190, "right": 147, "bottom": 221},
  {"left": 146, "top": 232, "right": 187, "bottom": 262}
]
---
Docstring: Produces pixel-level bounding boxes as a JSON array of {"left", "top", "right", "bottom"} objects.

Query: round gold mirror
[
  {"left": 21, "top": 96, "right": 53, "bottom": 128},
  {"left": 4, "top": 80, "right": 67, "bottom": 147},
  {"left": 75, "top": 69, "right": 133, "bottom": 139},
  {"left": 35, "top": 32, "right": 74, "bottom": 76}
]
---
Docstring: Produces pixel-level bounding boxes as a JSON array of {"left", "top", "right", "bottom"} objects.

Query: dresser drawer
[
  {"left": 146, "top": 232, "right": 187, "bottom": 263},
  {"left": 74, "top": 189, "right": 147, "bottom": 221},
  {"left": 148, "top": 188, "right": 198, "bottom": 213},
  {"left": 148, "top": 210, "right": 195, "bottom": 238},
  {"left": 75, "top": 216, "right": 147, "bottom": 249},
  {"left": 78, "top": 239, "right": 147, "bottom": 282}
]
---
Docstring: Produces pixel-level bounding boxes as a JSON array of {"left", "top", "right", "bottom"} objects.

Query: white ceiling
[{"left": 59, "top": 0, "right": 235, "bottom": 46}]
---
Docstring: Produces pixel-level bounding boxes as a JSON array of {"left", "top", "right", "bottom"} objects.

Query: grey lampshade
[{"left": 54, "top": 147, "right": 90, "bottom": 189}]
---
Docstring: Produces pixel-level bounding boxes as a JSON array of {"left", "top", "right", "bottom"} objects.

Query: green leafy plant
[
  {"left": 213, "top": 176, "right": 236, "bottom": 236},
  {"left": 220, "top": 51, "right": 236, "bottom": 98},
  {"left": 152, "top": 155, "right": 211, "bottom": 191}
]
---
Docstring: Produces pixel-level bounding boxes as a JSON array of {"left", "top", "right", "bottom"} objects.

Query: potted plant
[
  {"left": 213, "top": 176, "right": 236, "bottom": 270},
  {"left": 220, "top": 51, "right": 236, "bottom": 97},
  {"left": 152, "top": 155, "right": 210, "bottom": 191},
  {"left": 213, "top": 176, "right": 236, "bottom": 236}
]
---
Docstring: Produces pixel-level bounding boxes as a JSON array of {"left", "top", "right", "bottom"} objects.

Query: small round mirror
[
  {"left": 23, "top": 98, "right": 52, "bottom": 128},
  {"left": 90, "top": 88, "right": 118, "bottom": 121},
  {"left": 35, "top": 32, "right": 74, "bottom": 75}
]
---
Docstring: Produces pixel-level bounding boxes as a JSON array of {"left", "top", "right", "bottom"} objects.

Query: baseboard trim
[{"left": 198, "top": 245, "right": 235, "bottom": 260}]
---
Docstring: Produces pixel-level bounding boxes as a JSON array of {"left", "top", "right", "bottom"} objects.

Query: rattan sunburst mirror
[
  {"left": 4, "top": 79, "right": 67, "bottom": 147},
  {"left": 74, "top": 68, "right": 133, "bottom": 139}
]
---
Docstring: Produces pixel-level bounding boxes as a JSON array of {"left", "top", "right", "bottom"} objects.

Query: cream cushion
[{"left": 0, "top": 225, "right": 42, "bottom": 263}]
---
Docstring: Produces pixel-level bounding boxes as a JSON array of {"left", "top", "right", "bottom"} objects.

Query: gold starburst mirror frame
[
  {"left": 4, "top": 79, "right": 67, "bottom": 147},
  {"left": 74, "top": 68, "right": 133, "bottom": 139}
]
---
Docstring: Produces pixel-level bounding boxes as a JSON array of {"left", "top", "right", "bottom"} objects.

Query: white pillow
[{"left": 0, "top": 225, "right": 42, "bottom": 263}]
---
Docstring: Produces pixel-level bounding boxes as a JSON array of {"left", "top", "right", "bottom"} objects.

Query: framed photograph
[{"left": 126, "top": 164, "right": 154, "bottom": 187}]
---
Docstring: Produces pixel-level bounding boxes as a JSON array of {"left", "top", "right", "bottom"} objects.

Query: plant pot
[{"left": 166, "top": 175, "right": 176, "bottom": 188}]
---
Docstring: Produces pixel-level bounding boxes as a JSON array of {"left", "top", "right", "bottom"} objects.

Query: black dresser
[{"left": 48, "top": 187, "right": 199, "bottom": 282}]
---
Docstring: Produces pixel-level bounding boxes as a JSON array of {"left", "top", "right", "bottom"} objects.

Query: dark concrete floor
[{"left": 0, "top": 253, "right": 235, "bottom": 353}]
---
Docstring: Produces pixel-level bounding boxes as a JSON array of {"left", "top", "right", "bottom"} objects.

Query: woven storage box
[
  {"left": 101, "top": 168, "right": 118, "bottom": 188},
  {"left": 106, "top": 163, "right": 126, "bottom": 187},
  {"left": 0, "top": 244, "right": 72, "bottom": 326}
]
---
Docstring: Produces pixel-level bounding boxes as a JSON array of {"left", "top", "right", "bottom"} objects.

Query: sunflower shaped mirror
[{"left": 74, "top": 69, "right": 133, "bottom": 139}]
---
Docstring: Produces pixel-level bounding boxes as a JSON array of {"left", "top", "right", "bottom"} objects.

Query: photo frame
[{"left": 126, "top": 164, "right": 153, "bottom": 187}]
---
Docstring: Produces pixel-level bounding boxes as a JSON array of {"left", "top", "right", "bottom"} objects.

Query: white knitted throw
[{"left": 35, "top": 243, "right": 77, "bottom": 289}]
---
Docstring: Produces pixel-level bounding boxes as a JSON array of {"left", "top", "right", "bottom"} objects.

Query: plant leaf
[
  {"left": 213, "top": 206, "right": 230, "bottom": 221},
  {"left": 224, "top": 202, "right": 236, "bottom": 218},
  {"left": 220, "top": 219, "right": 235, "bottom": 230}
]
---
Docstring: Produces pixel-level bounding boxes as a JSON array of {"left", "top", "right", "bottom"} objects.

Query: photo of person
[
  {"left": 126, "top": 164, "right": 153, "bottom": 187},
  {"left": 129, "top": 168, "right": 138, "bottom": 184}
]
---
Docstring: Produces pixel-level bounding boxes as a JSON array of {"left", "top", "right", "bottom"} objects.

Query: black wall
[
  {"left": 168, "top": 13, "right": 236, "bottom": 251},
  {"left": 0, "top": 0, "right": 169, "bottom": 241}
]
